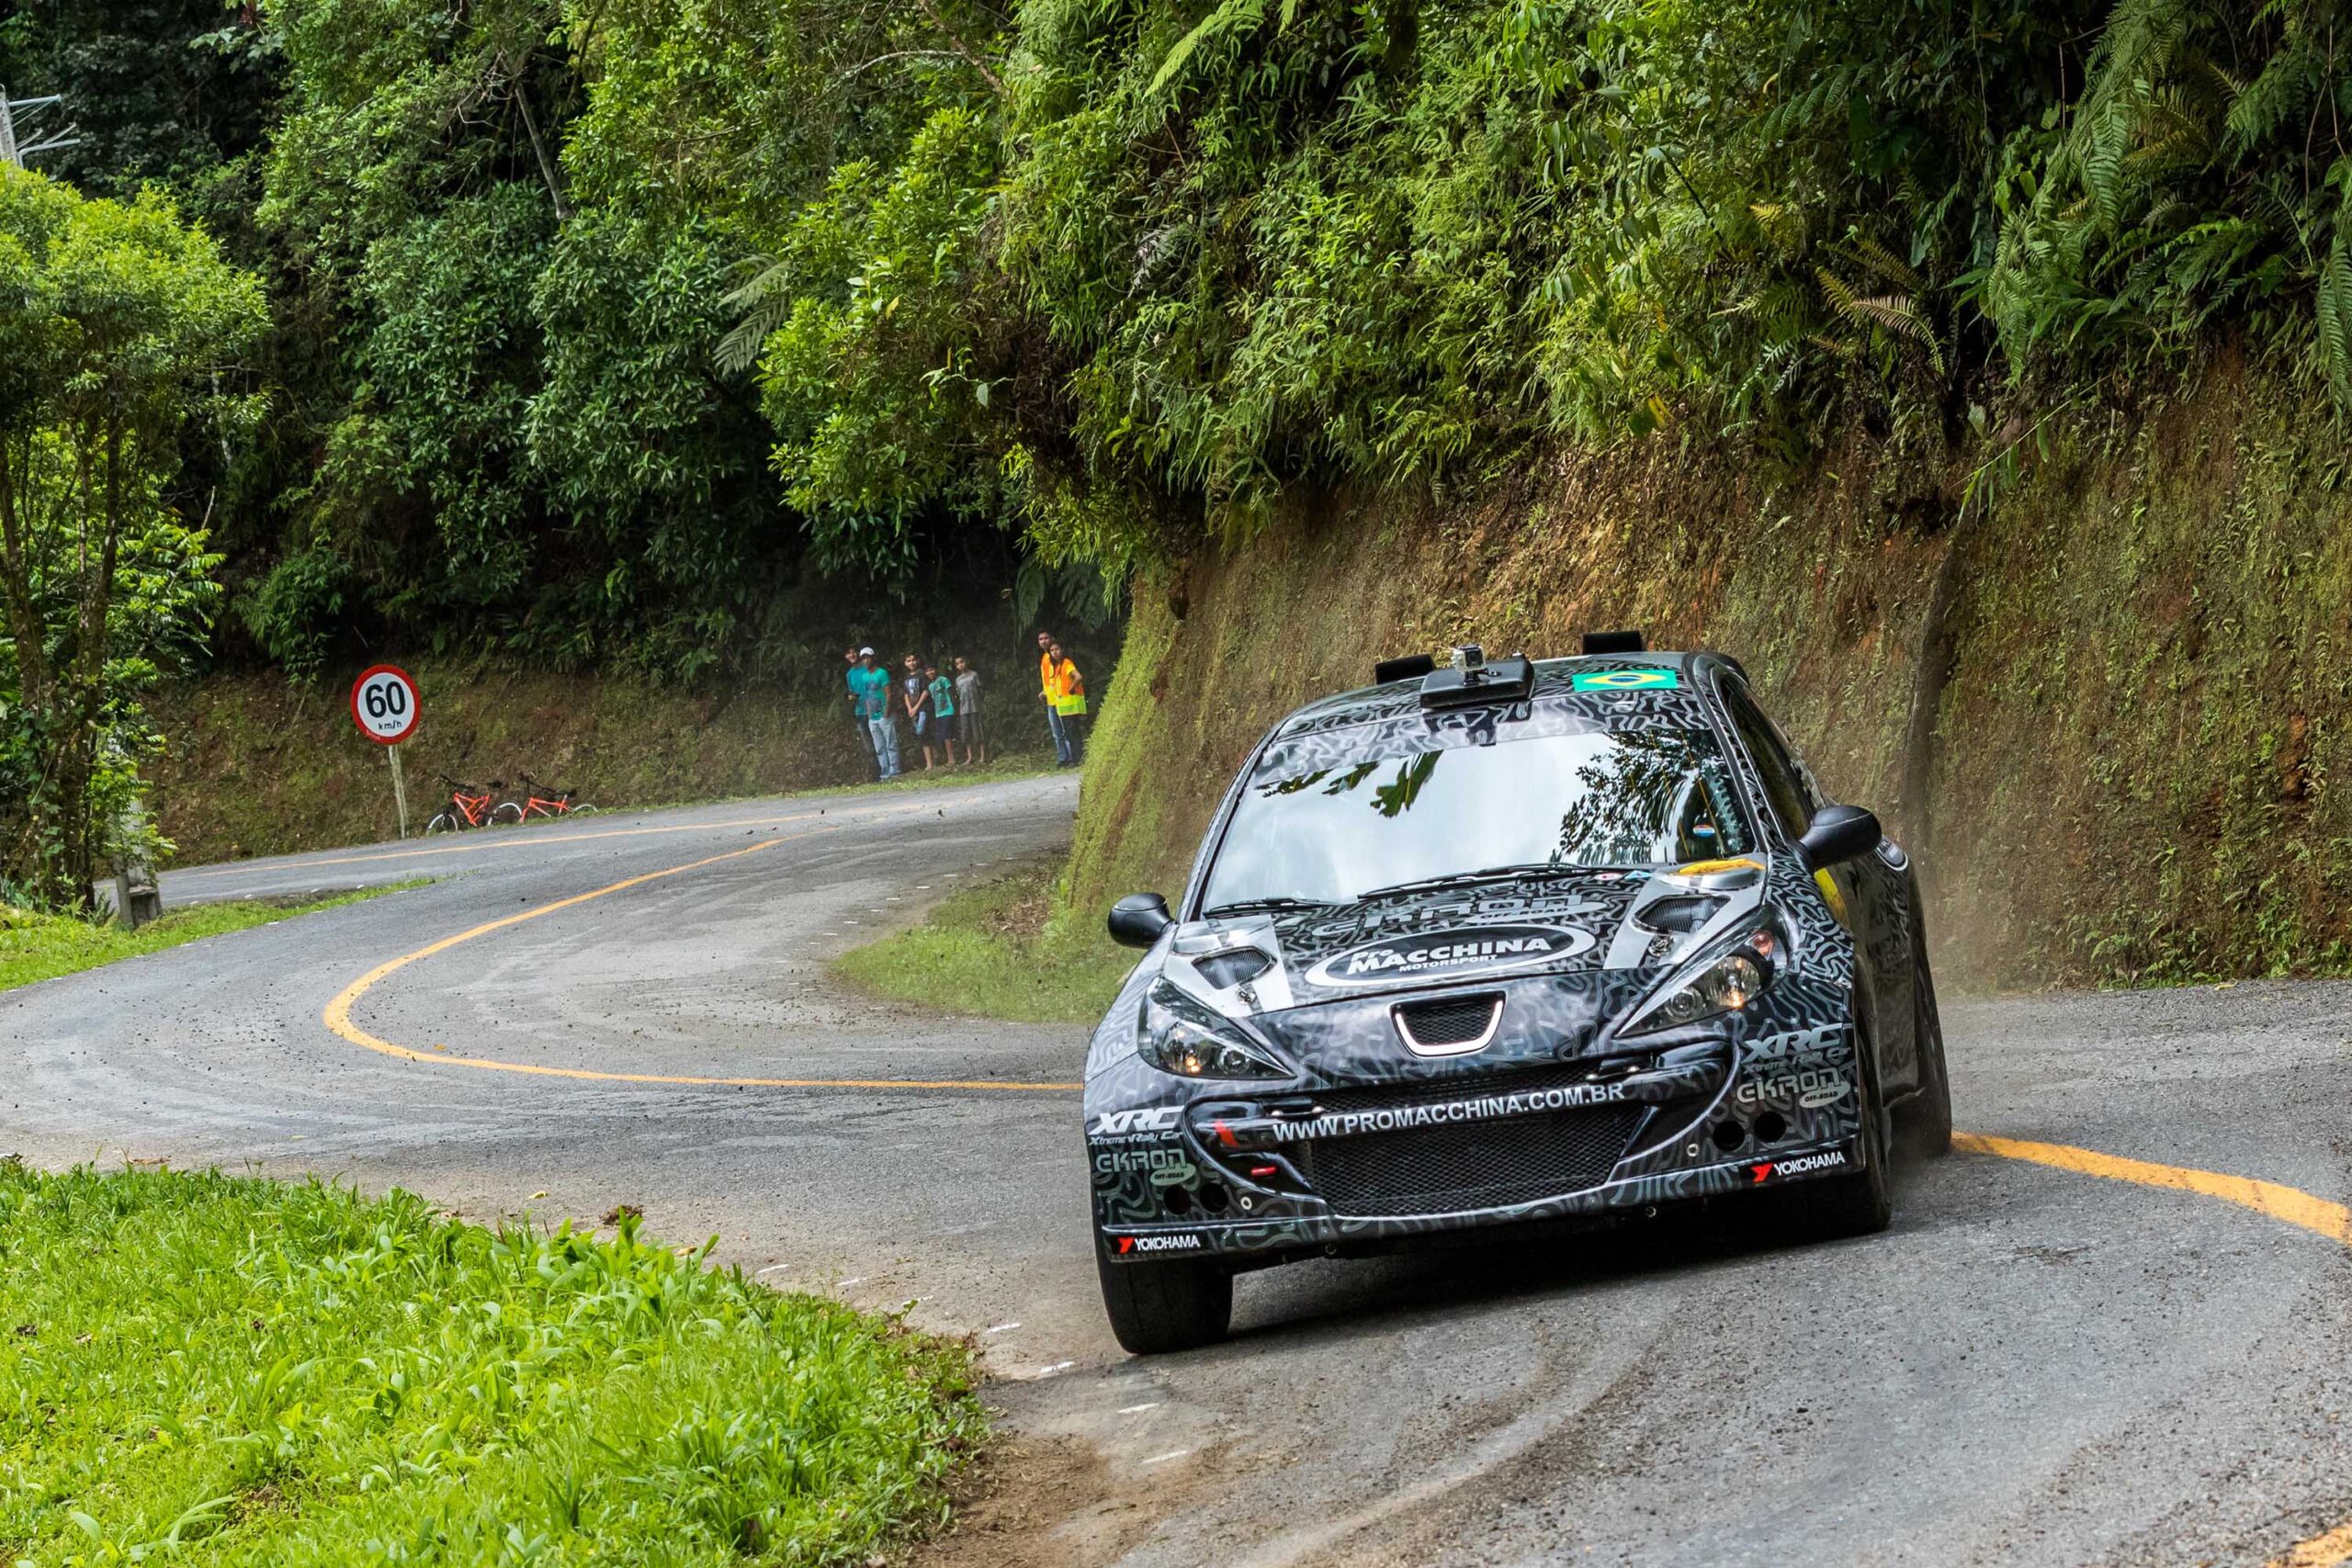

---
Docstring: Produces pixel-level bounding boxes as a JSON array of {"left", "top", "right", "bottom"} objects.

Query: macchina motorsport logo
[{"left": 1303, "top": 923, "right": 1595, "bottom": 989}]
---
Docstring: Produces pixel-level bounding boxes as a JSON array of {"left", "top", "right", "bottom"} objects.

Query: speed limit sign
[{"left": 350, "top": 664, "right": 421, "bottom": 745}]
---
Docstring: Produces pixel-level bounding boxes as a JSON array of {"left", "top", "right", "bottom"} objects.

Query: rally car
[{"left": 1085, "top": 635, "right": 1951, "bottom": 1352}]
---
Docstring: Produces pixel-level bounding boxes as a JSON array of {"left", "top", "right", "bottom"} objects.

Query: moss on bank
[{"left": 1062, "top": 368, "right": 2352, "bottom": 992}]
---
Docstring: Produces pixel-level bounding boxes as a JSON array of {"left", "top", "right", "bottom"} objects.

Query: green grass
[
  {"left": 0, "top": 1164, "right": 979, "bottom": 1566},
  {"left": 834, "top": 856, "right": 1136, "bottom": 1025},
  {"left": 0, "top": 885, "right": 421, "bottom": 995}
]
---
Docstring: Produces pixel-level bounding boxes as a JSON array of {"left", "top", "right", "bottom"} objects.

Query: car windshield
[{"left": 1198, "top": 727, "right": 1754, "bottom": 913}]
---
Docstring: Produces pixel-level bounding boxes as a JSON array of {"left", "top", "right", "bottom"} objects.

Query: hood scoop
[
  {"left": 1393, "top": 993, "right": 1504, "bottom": 1057},
  {"left": 1635, "top": 893, "right": 1722, "bottom": 934},
  {"left": 1194, "top": 946, "right": 1274, "bottom": 989}
]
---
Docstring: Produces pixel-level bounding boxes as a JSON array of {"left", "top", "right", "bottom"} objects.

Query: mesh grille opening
[
  {"left": 1302, "top": 1105, "right": 1644, "bottom": 1218},
  {"left": 1395, "top": 994, "right": 1501, "bottom": 1049}
]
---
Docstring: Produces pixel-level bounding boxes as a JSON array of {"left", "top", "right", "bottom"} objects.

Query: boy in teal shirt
[{"left": 926, "top": 663, "right": 962, "bottom": 766}]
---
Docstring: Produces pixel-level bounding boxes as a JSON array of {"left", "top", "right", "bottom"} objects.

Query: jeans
[
  {"left": 867, "top": 716, "right": 900, "bottom": 778},
  {"left": 1046, "top": 705, "right": 1073, "bottom": 766}
]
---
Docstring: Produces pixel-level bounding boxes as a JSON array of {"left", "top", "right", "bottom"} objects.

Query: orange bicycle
[
  {"left": 426, "top": 775, "right": 502, "bottom": 834},
  {"left": 493, "top": 773, "right": 597, "bottom": 824}
]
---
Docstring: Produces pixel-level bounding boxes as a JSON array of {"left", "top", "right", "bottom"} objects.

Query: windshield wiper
[
  {"left": 1355, "top": 863, "right": 1586, "bottom": 900},
  {"left": 1201, "top": 897, "right": 1334, "bottom": 918}
]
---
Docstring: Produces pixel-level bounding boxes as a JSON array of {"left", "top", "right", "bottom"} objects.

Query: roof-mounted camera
[{"left": 1419, "top": 647, "right": 1533, "bottom": 708}]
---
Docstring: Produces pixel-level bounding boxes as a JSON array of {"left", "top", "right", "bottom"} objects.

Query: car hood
[{"left": 1163, "top": 862, "right": 1770, "bottom": 1019}]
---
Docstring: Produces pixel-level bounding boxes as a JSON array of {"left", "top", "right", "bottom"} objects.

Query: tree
[{"left": 0, "top": 171, "right": 266, "bottom": 908}]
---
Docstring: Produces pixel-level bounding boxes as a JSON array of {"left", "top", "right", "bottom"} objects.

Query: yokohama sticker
[
  {"left": 1748, "top": 1149, "right": 1849, "bottom": 1183},
  {"left": 1303, "top": 923, "right": 1595, "bottom": 988},
  {"left": 1115, "top": 1233, "right": 1204, "bottom": 1255}
]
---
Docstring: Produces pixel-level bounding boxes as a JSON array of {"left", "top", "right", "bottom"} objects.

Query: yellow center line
[
  {"left": 319, "top": 812, "right": 1080, "bottom": 1094},
  {"left": 1954, "top": 1132, "right": 2351, "bottom": 1245},
  {"left": 1956, "top": 1132, "right": 2352, "bottom": 1565},
  {"left": 2276, "top": 1524, "right": 2352, "bottom": 1568}
]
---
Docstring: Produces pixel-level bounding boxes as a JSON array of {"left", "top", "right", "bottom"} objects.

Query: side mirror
[
  {"left": 1796, "top": 804, "right": 1882, "bottom": 870},
  {"left": 1108, "top": 892, "right": 1175, "bottom": 949}
]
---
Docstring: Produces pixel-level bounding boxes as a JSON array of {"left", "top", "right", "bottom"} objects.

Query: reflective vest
[{"left": 1049, "top": 658, "right": 1086, "bottom": 716}]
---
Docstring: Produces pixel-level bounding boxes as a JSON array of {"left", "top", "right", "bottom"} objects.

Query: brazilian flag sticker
[{"left": 1572, "top": 668, "right": 1680, "bottom": 692}]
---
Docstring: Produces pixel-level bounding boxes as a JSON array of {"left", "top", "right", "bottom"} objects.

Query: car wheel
[
  {"left": 1095, "top": 1247, "right": 1232, "bottom": 1355},
  {"left": 1781, "top": 1032, "right": 1893, "bottom": 1241},
  {"left": 1900, "top": 944, "right": 1953, "bottom": 1157}
]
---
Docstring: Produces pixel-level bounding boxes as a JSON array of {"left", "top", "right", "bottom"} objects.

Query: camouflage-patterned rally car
[{"left": 1086, "top": 635, "right": 1951, "bottom": 1353}]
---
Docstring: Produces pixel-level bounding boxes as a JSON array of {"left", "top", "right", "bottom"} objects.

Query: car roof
[{"left": 1269, "top": 650, "right": 1733, "bottom": 742}]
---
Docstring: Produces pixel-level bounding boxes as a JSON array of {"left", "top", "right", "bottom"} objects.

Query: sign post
[
  {"left": 388, "top": 746, "right": 410, "bottom": 839},
  {"left": 350, "top": 664, "right": 422, "bottom": 838}
]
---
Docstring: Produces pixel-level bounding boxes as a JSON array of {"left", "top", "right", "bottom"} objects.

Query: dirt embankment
[
  {"left": 147, "top": 671, "right": 870, "bottom": 862},
  {"left": 1069, "top": 368, "right": 2352, "bottom": 991}
]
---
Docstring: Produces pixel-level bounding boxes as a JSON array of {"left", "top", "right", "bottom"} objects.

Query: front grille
[
  {"left": 1395, "top": 993, "right": 1500, "bottom": 1051},
  {"left": 1301, "top": 1104, "right": 1645, "bottom": 1218}
]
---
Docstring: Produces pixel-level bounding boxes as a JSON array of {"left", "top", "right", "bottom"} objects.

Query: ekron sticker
[{"left": 1302, "top": 923, "right": 1596, "bottom": 988}]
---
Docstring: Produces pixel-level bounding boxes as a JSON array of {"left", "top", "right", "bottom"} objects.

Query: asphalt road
[{"left": 6, "top": 773, "right": 2350, "bottom": 1567}]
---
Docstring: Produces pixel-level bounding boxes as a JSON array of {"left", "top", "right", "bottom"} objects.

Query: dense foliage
[
  {"left": 4, "top": 0, "right": 2349, "bottom": 679},
  {"left": 0, "top": 171, "right": 265, "bottom": 907}
]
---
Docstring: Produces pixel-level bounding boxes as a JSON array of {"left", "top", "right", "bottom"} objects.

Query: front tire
[
  {"left": 1901, "top": 945, "right": 1953, "bottom": 1156},
  {"left": 1096, "top": 1247, "right": 1232, "bottom": 1354},
  {"left": 424, "top": 813, "right": 457, "bottom": 836},
  {"left": 491, "top": 802, "right": 524, "bottom": 825}
]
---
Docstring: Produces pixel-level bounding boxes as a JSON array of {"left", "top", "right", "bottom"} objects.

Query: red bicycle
[
  {"left": 492, "top": 773, "right": 597, "bottom": 824},
  {"left": 426, "top": 775, "right": 502, "bottom": 834}
]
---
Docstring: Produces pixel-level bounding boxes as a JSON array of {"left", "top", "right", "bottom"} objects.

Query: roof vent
[
  {"left": 1581, "top": 629, "right": 1646, "bottom": 654},
  {"left": 1374, "top": 652, "right": 1437, "bottom": 684}
]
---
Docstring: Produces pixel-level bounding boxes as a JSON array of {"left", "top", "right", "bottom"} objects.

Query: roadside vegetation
[
  {"left": 9, "top": 0, "right": 2352, "bottom": 981},
  {"left": 836, "top": 858, "right": 1135, "bottom": 1026},
  {"left": 0, "top": 1164, "right": 979, "bottom": 1565},
  {"left": 0, "top": 885, "right": 418, "bottom": 994}
]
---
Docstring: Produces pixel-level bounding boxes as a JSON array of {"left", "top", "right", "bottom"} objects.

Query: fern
[
  {"left": 2317, "top": 221, "right": 2352, "bottom": 409},
  {"left": 718, "top": 255, "right": 794, "bottom": 373},
  {"left": 1148, "top": 0, "right": 1272, "bottom": 96}
]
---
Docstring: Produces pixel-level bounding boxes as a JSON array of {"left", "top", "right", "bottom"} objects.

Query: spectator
[
  {"left": 902, "top": 653, "right": 938, "bottom": 771},
  {"left": 850, "top": 649, "right": 899, "bottom": 779},
  {"left": 1036, "top": 629, "right": 1073, "bottom": 766},
  {"left": 1046, "top": 638, "right": 1088, "bottom": 765},
  {"left": 954, "top": 656, "right": 986, "bottom": 764},
  {"left": 844, "top": 647, "right": 876, "bottom": 777},
  {"left": 926, "top": 662, "right": 961, "bottom": 766}
]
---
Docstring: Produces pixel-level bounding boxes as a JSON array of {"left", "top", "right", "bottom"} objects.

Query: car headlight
[
  {"left": 1138, "top": 981, "right": 1291, "bottom": 1079},
  {"left": 1624, "top": 924, "right": 1781, "bottom": 1035}
]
